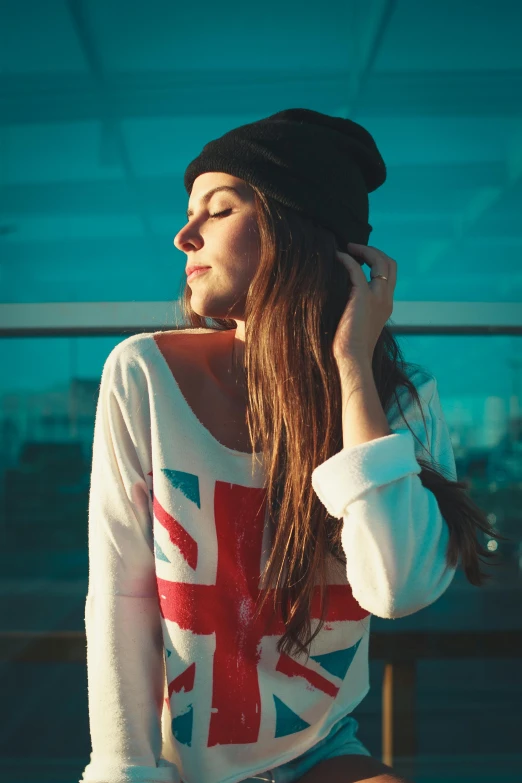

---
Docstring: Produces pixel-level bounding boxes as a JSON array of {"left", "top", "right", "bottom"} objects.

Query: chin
[{"left": 190, "top": 306, "right": 235, "bottom": 322}]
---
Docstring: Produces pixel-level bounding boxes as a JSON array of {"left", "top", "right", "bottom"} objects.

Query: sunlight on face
[{"left": 174, "top": 172, "right": 260, "bottom": 323}]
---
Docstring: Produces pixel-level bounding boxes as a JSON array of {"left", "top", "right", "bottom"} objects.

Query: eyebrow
[{"left": 186, "top": 185, "right": 241, "bottom": 219}]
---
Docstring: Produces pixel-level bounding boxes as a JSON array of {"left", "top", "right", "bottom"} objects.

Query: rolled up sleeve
[{"left": 311, "top": 370, "right": 458, "bottom": 620}]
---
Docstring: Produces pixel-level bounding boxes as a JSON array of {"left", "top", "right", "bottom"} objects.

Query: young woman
[{"left": 80, "top": 110, "right": 502, "bottom": 783}]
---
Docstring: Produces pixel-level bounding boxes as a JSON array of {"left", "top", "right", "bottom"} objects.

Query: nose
[{"left": 173, "top": 222, "right": 202, "bottom": 252}]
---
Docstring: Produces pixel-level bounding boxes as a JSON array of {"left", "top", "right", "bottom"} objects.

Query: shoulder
[
  {"left": 103, "top": 328, "right": 217, "bottom": 370},
  {"left": 392, "top": 364, "right": 438, "bottom": 401},
  {"left": 386, "top": 364, "right": 441, "bottom": 427},
  {"left": 403, "top": 364, "right": 438, "bottom": 404},
  {"left": 152, "top": 327, "right": 218, "bottom": 353},
  {"left": 99, "top": 329, "right": 224, "bottom": 397},
  {"left": 101, "top": 332, "right": 157, "bottom": 378}
]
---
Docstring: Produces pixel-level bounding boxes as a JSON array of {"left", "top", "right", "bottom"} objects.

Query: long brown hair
[{"left": 178, "top": 184, "right": 509, "bottom": 661}]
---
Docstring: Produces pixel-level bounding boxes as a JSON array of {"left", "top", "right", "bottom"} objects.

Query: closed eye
[{"left": 209, "top": 209, "right": 232, "bottom": 219}]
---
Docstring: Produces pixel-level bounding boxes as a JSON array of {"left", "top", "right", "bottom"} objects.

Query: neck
[
  {"left": 229, "top": 324, "right": 246, "bottom": 393},
  {"left": 208, "top": 324, "right": 246, "bottom": 398}
]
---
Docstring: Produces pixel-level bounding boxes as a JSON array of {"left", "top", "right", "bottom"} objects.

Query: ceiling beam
[
  {"left": 2, "top": 69, "right": 522, "bottom": 125},
  {"left": 65, "top": 0, "right": 157, "bottom": 256},
  {"left": 341, "top": 0, "right": 397, "bottom": 118}
]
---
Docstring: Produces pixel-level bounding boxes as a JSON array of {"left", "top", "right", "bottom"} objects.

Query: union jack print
[{"left": 149, "top": 469, "right": 369, "bottom": 748}]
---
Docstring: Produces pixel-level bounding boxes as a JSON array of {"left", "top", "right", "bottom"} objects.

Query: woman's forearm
[{"left": 337, "top": 358, "right": 392, "bottom": 450}]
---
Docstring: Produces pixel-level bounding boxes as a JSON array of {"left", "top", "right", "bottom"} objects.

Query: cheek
[{"left": 227, "top": 221, "right": 258, "bottom": 258}]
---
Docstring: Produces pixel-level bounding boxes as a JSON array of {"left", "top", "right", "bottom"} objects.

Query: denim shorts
[{"left": 242, "top": 713, "right": 372, "bottom": 783}]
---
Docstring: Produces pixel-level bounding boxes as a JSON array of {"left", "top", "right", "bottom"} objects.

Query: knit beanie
[{"left": 183, "top": 107, "right": 387, "bottom": 252}]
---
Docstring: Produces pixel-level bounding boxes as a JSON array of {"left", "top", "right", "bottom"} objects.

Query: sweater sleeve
[
  {"left": 80, "top": 343, "right": 180, "bottom": 783},
  {"left": 311, "top": 369, "right": 458, "bottom": 620}
]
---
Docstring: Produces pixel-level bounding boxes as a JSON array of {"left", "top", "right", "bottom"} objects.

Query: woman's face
[{"left": 174, "top": 172, "right": 260, "bottom": 322}]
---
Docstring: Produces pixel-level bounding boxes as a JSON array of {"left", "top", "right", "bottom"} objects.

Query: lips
[{"left": 186, "top": 266, "right": 210, "bottom": 283}]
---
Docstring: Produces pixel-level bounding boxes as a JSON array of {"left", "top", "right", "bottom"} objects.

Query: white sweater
[{"left": 80, "top": 330, "right": 458, "bottom": 783}]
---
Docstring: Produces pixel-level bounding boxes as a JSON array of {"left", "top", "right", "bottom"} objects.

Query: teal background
[{"left": 0, "top": 1, "right": 521, "bottom": 781}]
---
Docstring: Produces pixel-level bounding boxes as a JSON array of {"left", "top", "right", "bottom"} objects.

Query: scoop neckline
[{"left": 148, "top": 331, "right": 264, "bottom": 459}]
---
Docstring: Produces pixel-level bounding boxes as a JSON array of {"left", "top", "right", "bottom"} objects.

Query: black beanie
[{"left": 183, "top": 108, "right": 387, "bottom": 252}]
